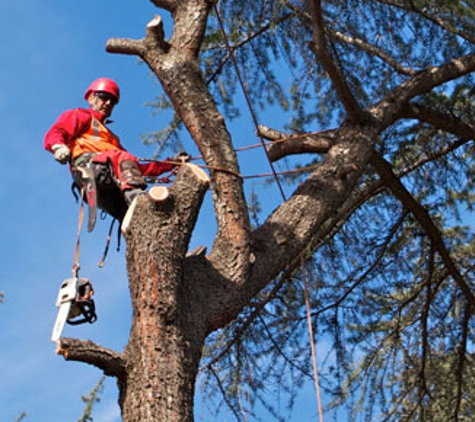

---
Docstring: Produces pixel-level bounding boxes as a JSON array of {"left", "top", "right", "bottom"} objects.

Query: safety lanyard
[{"left": 72, "top": 187, "right": 85, "bottom": 278}]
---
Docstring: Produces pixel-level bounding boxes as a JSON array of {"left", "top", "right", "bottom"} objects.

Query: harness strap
[
  {"left": 72, "top": 152, "right": 97, "bottom": 167},
  {"left": 98, "top": 218, "right": 116, "bottom": 268},
  {"left": 72, "top": 186, "right": 85, "bottom": 278}
]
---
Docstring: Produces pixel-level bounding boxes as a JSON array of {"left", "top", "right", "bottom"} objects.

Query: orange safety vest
[{"left": 70, "top": 113, "right": 122, "bottom": 160}]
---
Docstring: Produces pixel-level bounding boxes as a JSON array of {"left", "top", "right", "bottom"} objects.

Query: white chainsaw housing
[{"left": 51, "top": 278, "right": 79, "bottom": 342}]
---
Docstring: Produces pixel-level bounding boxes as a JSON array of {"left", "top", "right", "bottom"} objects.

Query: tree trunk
[
  {"left": 121, "top": 164, "right": 209, "bottom": 421},
  {"left": 58, "top": 164, "right": 210, "bottom": 422},
  {"left": 55, "top": 2, "right": 475, "bottom": 421},
  {"left": 121, "top": 306, "right": 203, "bottom": 421}
]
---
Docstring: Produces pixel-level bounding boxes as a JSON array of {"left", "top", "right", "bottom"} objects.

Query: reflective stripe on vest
[{"left": 70, "top": 115, "right": 121, "bottom": 160}]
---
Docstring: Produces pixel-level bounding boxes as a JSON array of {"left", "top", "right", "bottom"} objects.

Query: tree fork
[{"left": 106, "top": 12, "right": 253, "bottom": 284}]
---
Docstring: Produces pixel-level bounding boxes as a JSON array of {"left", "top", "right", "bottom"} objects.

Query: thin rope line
[
  {"left": 194, "top": 127, "right": 335, "bottom": 158},
  {"left": 302, "top": 256, "right": 324, "bottom": 422},
  {"left": 213, "top": 4, "right": 287, "bottom": 200},
  {"left": 139, "top": 159, "right": 318, "bottom": 181},
  {"left": 213, "top": 5, "right": 324, "bottom": 421}
]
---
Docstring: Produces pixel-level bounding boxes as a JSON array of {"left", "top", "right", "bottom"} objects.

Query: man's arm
[
  {"left": 44, "top": 109, "right": 91, "bottom": 164},
  {"left": 44, "top": 109, "right": 91, "bottom": 152}
]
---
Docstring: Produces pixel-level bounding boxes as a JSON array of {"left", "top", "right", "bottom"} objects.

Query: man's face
[{"left": 88, "top": 91, "right": 118, "bottom": 117}]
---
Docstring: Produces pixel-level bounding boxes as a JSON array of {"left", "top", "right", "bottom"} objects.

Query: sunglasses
[{"left": 94, "top": 91, "right": 118, "bottom": 105}]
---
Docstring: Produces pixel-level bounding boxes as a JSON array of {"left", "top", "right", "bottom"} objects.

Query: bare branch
[
  {"left": 402, "top": 103, "right": 475, "bottom": 140},
  {"left": 56, "top": 338, "right": 126, "bottom": 378},
  {"left": 257, "top": 124, "right": 333, "bottom": 161},
  {"left": 331, "top": 30, "right": 416, "bottom": 76},
  {"left": 107, "top": 15, "right": 168, "bottom": 57},
  {"left": 206, "top": 12, "right": 296, "bottom": 83},
  {"left": 287, "top": 1, "right": 417, "bottom": 77},
  {"left": 106, "top": 38, "right": 146, "bottom": 57},
  {"left": 371, "top": 52, "right": 475, "bottom": 128}
]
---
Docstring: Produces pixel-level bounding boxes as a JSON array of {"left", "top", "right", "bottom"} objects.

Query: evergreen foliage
[
  {"left": 156, "top": 1, "right": 475, "bottom": 420},
  {"left": 14, "top": 412, "right": 27, "bottom": 422},
  {"left": 77, "top": 376, "right": 105, "bottom": 422}
]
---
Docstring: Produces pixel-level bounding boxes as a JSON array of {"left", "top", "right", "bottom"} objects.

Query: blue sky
[{"left": 0, "top": 1, "right": 325, "bottom": 421}]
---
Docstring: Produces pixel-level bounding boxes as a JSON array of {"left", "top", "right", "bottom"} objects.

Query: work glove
[{"left": 52, "top": 144, "right": 71, "bottom": 164}]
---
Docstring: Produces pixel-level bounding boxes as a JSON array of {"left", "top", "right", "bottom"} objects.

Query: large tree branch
[
  {"left": 401, "top": 102, "right": 475, "bottom": 140},
  {"left": 371, "top": 52, "right": 475, "bottom": 128},
  {"left": 244, "top": 122, "right": 374, "bottom": 305},
  {"left": 308, "top": 0, "right": 362, "bottom": 121},
  {"left": 107, "top": 10, "right": 252, "bottom": 282},
  {"left": 107, "top": 15, "right": 168, "bottom": 57},
  {"left": 259, "top": 123, "right": 475, "bottom": 305},
  {"left": 56, "top": 338, "right": 126, "bottom": 378},
  {"left": 370, "top": 153, "right": 475, "bottom": 305}
]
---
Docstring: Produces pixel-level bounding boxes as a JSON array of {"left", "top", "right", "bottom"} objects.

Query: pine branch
[{"left": 78, "top": 376, "right": 106, "bottom": 422}]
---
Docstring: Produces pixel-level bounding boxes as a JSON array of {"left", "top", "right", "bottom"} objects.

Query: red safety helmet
[{"left": 84, "top": 77, "right": 120, "bottom": 102}]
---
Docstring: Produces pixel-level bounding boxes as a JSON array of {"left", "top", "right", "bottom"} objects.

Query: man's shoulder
[
  {"left": 76, "top": 107, "right": 93, "bottom": 116},
  {"left": 59, "top": 107, "right": 92, "bottom": 118},
  {"left": 53, "top": 108, "right": 92, "bottom": 131}
]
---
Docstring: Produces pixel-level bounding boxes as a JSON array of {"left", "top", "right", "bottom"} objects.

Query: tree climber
[{"left": 44, "top": 77, "right": 188, "bottom": 222}]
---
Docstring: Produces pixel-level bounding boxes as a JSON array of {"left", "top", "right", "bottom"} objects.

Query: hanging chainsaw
[
  {"left": 51, "top": 276, "right": 97, "bottom": 342},
  {"left": 51, "top": 185, "right": 98, "bottom": 342}
]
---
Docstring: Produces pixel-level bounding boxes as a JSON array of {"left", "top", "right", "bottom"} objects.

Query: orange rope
[{"left": 140, "top": 158, "right": 320, "bottom": 181}]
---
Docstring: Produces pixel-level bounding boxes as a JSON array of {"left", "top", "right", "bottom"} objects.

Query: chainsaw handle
[{"left": 77, "top": 278, "right": 94, "bottom": 301}]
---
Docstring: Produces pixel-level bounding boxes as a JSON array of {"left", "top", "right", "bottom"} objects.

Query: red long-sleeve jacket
[{"left": 44, "top": 108, "right": 173, "bottom": 176}]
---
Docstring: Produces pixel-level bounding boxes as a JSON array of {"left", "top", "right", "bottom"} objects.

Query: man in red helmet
[{"left": 45, "top": 77, "right": 184, "bottom": 216}]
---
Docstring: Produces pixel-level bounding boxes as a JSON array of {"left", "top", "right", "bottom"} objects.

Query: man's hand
[{"left": 52, "top": 144, "right": 71, "bottom": 164}]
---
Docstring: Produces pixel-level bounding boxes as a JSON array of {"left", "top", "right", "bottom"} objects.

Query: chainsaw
[{"left": 51, "top": 277, "right": 97, "bottom": 342}]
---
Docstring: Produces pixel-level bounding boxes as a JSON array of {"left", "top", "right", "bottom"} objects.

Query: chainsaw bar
[{"left": 51, "top": 278, "right": 79, "bottom": 342}]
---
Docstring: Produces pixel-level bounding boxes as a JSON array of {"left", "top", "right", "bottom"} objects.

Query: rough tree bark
[{"left": 56, "top": 1, "right": 475, "bottom": 421}]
